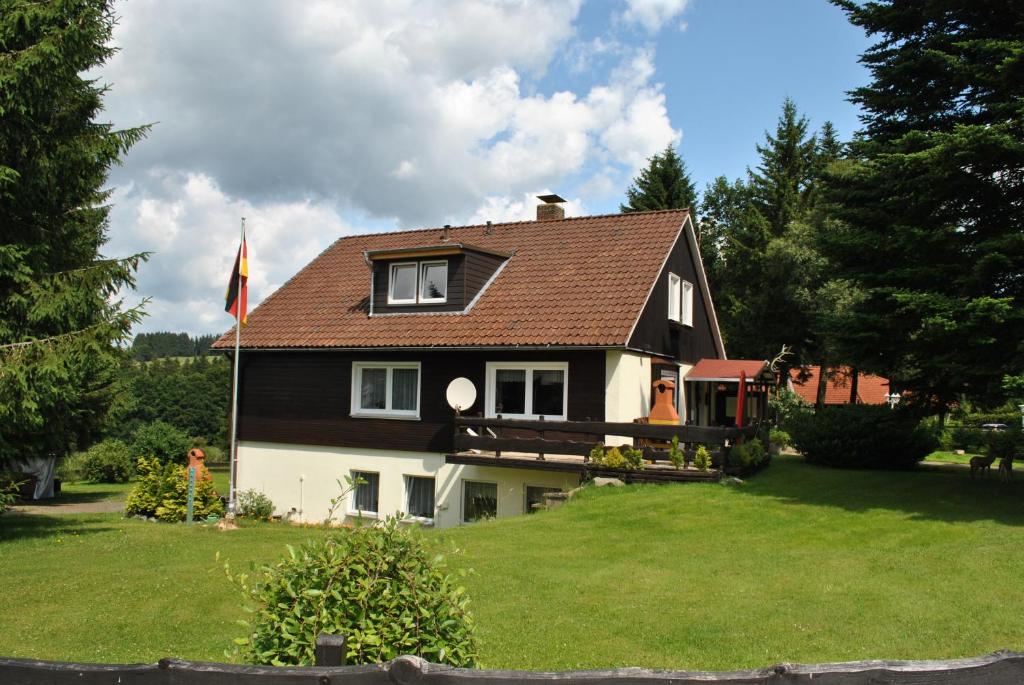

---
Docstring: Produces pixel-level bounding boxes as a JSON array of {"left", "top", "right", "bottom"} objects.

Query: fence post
[
  {"left": 537, "top": 414, "right": 545, "bottom": 461},
  {"left": 495, "top": 414, "right": 502, "bottom": 458},
  {"left": 185, "top": 466, "right": 196, "bottom": 525},
  {"left": 315, "top": 633, "right": 347, "bottom": 666}
]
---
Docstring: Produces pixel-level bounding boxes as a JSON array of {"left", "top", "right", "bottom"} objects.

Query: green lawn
[
  {"left": 2, "top": 455, "right": 1023, "bottom": 670},
  {"left": 925, "top": 450, "right": 979, "bottom": 465},
  {"left": 58, "top": 480, "right": 135, "bottom": 503}
]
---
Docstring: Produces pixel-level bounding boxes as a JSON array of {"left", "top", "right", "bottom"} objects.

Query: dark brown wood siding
[
  {"left": 627, "top": 226, "right": 720, "bottom": 363},
  {"left": 464, "top": 251, "right": 506, "bottom": 304},
  {"left": 237, "top": 349, "right": 606, "bottom": 453}
]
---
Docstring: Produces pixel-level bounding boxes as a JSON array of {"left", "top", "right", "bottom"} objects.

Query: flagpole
[{"left": 228, "top": 217, "right": 245, "bottom": 516}]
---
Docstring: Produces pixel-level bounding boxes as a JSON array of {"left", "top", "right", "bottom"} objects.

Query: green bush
[
  {"left": 694, "top": 445, "right": 711, "bottom": 471},
  {"left": 769, "top": 388, "right": 811, "bottom": 431},
  {"left": 229, "top": 517, "right": 478, "bottom": 666},
  {"left": 668, "top": 435, "right": 685, "bottom": 469},
  {"left": 131, "top": 420, "right": 191, "bottom": 464},
  {"left": 986, "top": 431, "right": 1021, "bottom": 461},
  {"left": 1, "top": 471, "right": 26, "bottom": 513},
  {"left": 57, "top": 451, "right": 89, "bottom": 482},
  {"left": 125, "top": 457, "right": 224, "bottom": 522},
  {"left": 730, "top": 439, "right": 767, "bottom": 468},
  {"left": 949, "top": 424, "right": 984, "bottom": 451},
  {"left": 622, "top": 447, "right": 645, "bottom": 470},
  {"left": 789, "top": 405, "right": 937, "bottom": 469},
  {"left": 769, "top": 429, "right": 791, "bottom": 448},
  {"left": 237, "top": 489, "right": 274, "bottom": 519},
  {"left": 603, "top": 446, "right": 626, "bottom": 469},
  {"left": 74, "top": 440, "right": 135, "bottom": 483},
  {"left": 588, "top": 442, "right": 606, "bottom": 464}
]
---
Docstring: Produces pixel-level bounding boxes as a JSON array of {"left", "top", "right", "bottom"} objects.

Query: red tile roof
[
  {"left": 788, "top": 366, "right": 890, "bottom": 405},
  {"left": 684, "top": 359, "right": 768, "bottom": 381},
  {"left": 213, "top": 209, "right": 690, "bottom": 350}
]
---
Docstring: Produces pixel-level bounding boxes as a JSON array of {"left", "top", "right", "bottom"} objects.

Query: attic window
[{"left": 388, "top": 260, "right": 448, "bottom": 305}]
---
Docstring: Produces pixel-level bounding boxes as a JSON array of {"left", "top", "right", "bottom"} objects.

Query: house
[
  {"left": 212, "top": 197, "right": 728, "bottom": 527},
  {"left": 788, "top": 366, "right": 891, "bottom": 406},
  {"left": 683, "top": 359, "right": 774, "bottom": 426}
]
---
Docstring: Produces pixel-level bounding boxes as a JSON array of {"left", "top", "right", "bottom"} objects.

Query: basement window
[
  {"left": 463, "top": 480, "right": 497, "bottom": 523},
  {"left": 350, "top": 471, "right": 379, "bottom": 515},
  {"left": 405, "top": 475, "right": 435, "bottom": 520}
]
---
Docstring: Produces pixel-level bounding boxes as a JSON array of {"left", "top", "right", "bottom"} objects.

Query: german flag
[{"left": 225, "top": 235, "right": 248, "bottom": 324}]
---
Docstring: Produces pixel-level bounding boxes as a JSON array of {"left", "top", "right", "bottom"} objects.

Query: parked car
[{"left": 981, "top": 423, "right": 1009, "bottom": 432}]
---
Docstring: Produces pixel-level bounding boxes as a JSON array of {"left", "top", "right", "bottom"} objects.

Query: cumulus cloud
[
  {"left": 620, "top": 0, "right": 691, "bottom": 33},
  {"left": 98, "top": 0, "right": 688, "bottom": 334}
]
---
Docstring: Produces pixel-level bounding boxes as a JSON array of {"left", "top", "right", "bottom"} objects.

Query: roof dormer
[{"left": 365, "top": 243, "right": 510, "bottom": 315}]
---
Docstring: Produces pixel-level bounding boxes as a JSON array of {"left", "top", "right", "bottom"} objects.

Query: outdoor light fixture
[{"left": 885, "top": 391, "right": 901, "bottom": 409}]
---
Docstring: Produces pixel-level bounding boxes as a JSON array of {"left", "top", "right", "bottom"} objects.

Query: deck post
[
  {"left": 537, "top": 414, "right": 545, "bottom": 460},
  {"left": 495, "top": 414, "right": 502, "bottom": 458},
  {"left": 315, "top": 633, "right": 347, "bottom": 666}
]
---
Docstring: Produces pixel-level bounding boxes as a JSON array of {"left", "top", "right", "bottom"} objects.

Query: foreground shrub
[
  {"left": 730, "top": 439, "right": 767, "bottom": 468},
  {"left": 0, "top": 472, "right": 26, "bottom": 513},
  {"left": 76, "top": 440, "right": 135, "bottom": 483},
  {"left": 131, "top": 421, "right": 191, "bottom": 464},
  {"left": 789, "top": 405, "right": 937, "bottom": 469},
  {"left": 769, "top": 429, "right": 791, "bottom": 448},
  {"left": 126, "top": 457, "right": 224, "bottom": 521},
  {"left": 228, "top": 517, "right": 478, "bottom": 666},
  {"left": 694, "top": 445, "right": 711, "bottom": 471},
  {"left": 237, "top": 489, "right": 274, "bottom": 519},
  {"left": 621, "top": 446, "right": 645, "bottom": 470}
]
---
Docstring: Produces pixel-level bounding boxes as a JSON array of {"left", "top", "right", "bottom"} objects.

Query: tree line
[
  {"left": 621, "top": 0, "right": 1023, "bottom": 418},
  {"left": 131, "top": 331, "right": 220, "bottom": 361}
]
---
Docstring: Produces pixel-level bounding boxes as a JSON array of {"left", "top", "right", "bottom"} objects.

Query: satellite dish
[{"left": 446, "top": 377, "right": 477, "bottom": 413}]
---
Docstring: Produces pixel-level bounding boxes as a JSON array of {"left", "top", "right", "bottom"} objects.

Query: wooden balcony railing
[{"left": 453, "top": 416, "right": 761, "bottom": 465}]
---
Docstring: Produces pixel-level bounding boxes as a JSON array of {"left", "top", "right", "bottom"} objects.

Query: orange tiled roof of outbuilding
[
  {"left": 788, "top": 366, "right": 890, "bottom": 405},
  {"left": 213, "top": 209, "right": 692, "bottom": 350}
]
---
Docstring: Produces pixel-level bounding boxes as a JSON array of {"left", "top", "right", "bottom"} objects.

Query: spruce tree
[
  {"left": 824, "top": 0, "right": 1024, "bottom": 408},
  {"left": 620, "top": 145, "right": 697, "bottom": 213},
  {"left": 0, "top": 0, "right": 148, "bottom": 466},
  {"left": 747, "top": 98, "right": 818, "bottom": 238}
]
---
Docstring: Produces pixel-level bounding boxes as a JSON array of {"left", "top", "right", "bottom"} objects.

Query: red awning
[{"left": 685, "top": 359, "right": 769, "bottom": 382}]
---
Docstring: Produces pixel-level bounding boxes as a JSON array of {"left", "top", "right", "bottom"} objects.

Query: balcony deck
[{"left": 445, "top": 450, "right": 721, "bottom": 482}]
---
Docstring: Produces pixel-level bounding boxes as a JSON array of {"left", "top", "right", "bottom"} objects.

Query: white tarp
[{"left": 18, "top": 455, "right": 56, "bottom": 499}]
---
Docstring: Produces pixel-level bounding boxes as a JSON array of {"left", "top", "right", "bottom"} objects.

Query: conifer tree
[
  {"left": 824, "top": 0, "right": 1024, "bottom": 408},
  {"left": 620, "top": 145, "right": 697, "bottom": 213},
  {"left": 747, "top": 98, "right": 818, "bottom": 238},
  {"left": 0, "top": 0, "right": 149, "bottom": 466}
]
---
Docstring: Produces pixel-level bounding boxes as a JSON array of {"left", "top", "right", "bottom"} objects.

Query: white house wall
[
  {"left": 236, "top": 441, "right": 578, "bottom": 528},
  {"left": 603, "top": 350, "right": 651, "bottom": 444}
]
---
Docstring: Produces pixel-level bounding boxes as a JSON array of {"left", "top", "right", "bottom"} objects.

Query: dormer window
[
  {"left": 419, "top": 261, "right": 448, "bottom": 303},
  {"left": 388, "top": 260, "right": 447, "bottom": 305}
]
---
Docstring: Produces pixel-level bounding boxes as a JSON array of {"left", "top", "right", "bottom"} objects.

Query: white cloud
[
  {"left": 468, "top": 192, "right": 586, "bottom": 225},
  {"left": 620, "top": 0, "right": 691, "bottom": 33},
  {"left": 107, "top": 173, "right": 355, "bottom": 334},
  {"left": 96, "top": 0, "right": 689, "bottom": 333}
]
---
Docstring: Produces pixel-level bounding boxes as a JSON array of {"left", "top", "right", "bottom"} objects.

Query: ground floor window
[
  {"left": 525, "top": 485, "right": 560, "bottom": 514},
  {"left": 485, "top": 361, "right": 568, "bottom": 419},
  {"left": 463, "top": 481, "right": 497, "bottom": 522},
  {"left": 351, "top": 471, "right": 379, "bottom": 514},
  {"left": 405, "top": 475, "right": 435, "bottom": 519},
  {"left": 351, "top": 362, "right": 420, "bottom": 419}
]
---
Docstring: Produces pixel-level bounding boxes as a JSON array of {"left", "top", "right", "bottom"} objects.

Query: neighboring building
[
  {"left": 788, "top": 366, "right": 891, "bottom": 406},
  {"left": 683, "top": 359, "right": 774, "bottom": 426},
  {"left": 212, "top": 197, "right": 726, "bottom": 527}
]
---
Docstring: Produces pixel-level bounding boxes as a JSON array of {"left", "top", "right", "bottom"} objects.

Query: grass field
[{"left": 2, "top": 455, "right": 1023, "bottom": 671}]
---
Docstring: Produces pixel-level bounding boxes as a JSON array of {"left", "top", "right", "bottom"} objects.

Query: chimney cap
[{"left": 537, "top": 194, "right": 566, "bottom": 204}]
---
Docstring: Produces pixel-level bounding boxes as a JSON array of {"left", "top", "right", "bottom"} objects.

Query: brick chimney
[{"left": 536, "top": 194, "right": 566, "bottom": 221}]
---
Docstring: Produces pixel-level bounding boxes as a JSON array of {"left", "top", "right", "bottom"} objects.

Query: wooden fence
[
  {"left": 3, "top": 650, "right": 1023, "bottom": 685},
  {"left": 452, "top": 416, "right": 760, "bottom": 466}
]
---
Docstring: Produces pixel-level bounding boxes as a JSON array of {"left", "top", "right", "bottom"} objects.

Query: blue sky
[{"left": 98, "top": 0, "right": 874, "bottom": 335}]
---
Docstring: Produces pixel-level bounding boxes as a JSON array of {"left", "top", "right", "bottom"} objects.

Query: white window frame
[
  {"left": 348, "top": 470, "right": 380, "bottom": 518},
  {"left": 681, "top": 279, "right": 694, "bottom": 327},
  {"left": 668, "top": 272, "right": 681, "bottom": 322},
  {"left": 351, "top": 361, "right": 421, "bottom": 420},
  {"left": 388, "top": 262, "right": 419, "bottom": 305},
  {"left": 484, "top": 361, "right": 569, "bottom": 420},
  {"left": 462, "top": 479, "right": 499, "bottom": 523},
  {"left": 418, "top": 260, "right": 448, "bottom": 304},
  {"left": 404, "top": 474, "right": 436, "bottom": 523}
]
